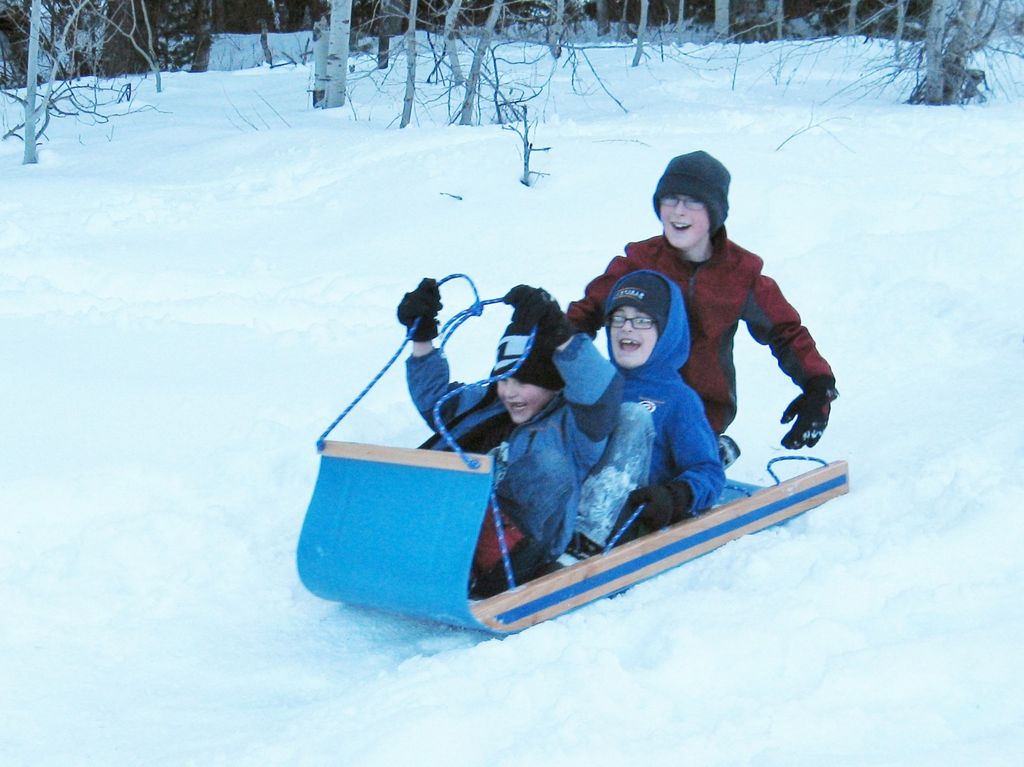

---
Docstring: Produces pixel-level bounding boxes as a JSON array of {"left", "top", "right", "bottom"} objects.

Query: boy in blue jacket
[
  {"left": 601, "top": 270, "right": 725, "bottom": 540},
  {"left": 398, "top": 280, "right": 623, "bottom": 596}
]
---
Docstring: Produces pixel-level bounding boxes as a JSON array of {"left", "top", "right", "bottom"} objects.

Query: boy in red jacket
[{"left": 567, "top": 150, "right": 837, "bottom": 462}]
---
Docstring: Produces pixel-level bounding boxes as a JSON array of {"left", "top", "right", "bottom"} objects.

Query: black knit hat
[
  {"left": 604, "top": 271, "right": 671, "bottom": 332},
  {"left": 491, "top": 325, "right": 564, "bottom": 391},
  {"left": 653, "top": 151, "right": 731, "bottom": 234}
]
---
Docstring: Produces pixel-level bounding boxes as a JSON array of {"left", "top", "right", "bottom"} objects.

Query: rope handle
[
  {"left": 315, "top": 273, "right": 535, "bottom": 459},
  {"left": 489, "top": 488, "right": 517, "bottom": 591},
  {"left": 767, "top": 455, "right": 827, "bottom": 485},
  {"left": 316, "top": 273, "right": 487, "bottom": 450}
]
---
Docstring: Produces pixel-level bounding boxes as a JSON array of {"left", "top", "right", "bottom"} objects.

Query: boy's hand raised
[
  {"left": 397, "top": 278, "right": 442, "bottom": 342},
  {"left": 503, "top": 285, "right": 573, "bottom": 347}
]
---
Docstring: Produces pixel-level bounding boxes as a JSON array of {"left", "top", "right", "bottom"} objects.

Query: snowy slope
[{"left": 2, "top": 38, "right": 1023, "bottom": 765}]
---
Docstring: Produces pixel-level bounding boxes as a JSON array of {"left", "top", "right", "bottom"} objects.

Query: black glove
[
  {"left": 781, "top": 375, "right": 838, "bottom": 449},
  {"left": 397, "top": 278, "right": 442, "bottom": 342},
  {"left": 626, "top": 482, "right": 694, "bottom": 530},
  {"left": 503, "top": 285, "right": 573, "bottom": 347}
]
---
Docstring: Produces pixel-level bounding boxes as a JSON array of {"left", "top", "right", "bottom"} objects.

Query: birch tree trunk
[
  {"left": 774, "top": 0, "right": 784, "bottom": 39},
  {"left": 548, "top": 0, "right": 565, "bottom": 59},
  {"left": 631, "top": 0, "right": 648, "bottom": 67},
  {"left": 138, "top": 0, "right": 162, "bottom": 92},
  {"left": 400, "top": 0, "right": 419, "bottom": 128},
  {"left": 377, "top": 0, "right": 404, "bottom": 70},
  {"left": 943, "top": 0, "right": 984, "bottom": 98},
  {"left": 442, "top": 0, "right": 465, "bottom": 85},
  {"left": 313, "top": 17, "right": 328, "bottom": 106},
  {"left": 458, "top": 0, "right": 504, "bottom": 126},
  {"left": 847, "top": 0, "right": 859, "bottom": 35},
  {"left": 595, "top": 0, "right": 610, "bottom": 36},
  {"left": 714, "top": 0, "right": 729, "bottom": 37},
  {"left": 923, "top": 0, "right": 951, "bottom": 104},
  {"left": 895, "top": 0, "right": 907, "bottom": 52},
  {"left": 325, "top": 0, "right": 352, "bottom": 108},
  {"left": 23, "top": 0, "right": 42, "bottom": 165},
  {"left": 921, "top": 0, "right": 950, "bottom": 103},
  {"left": 675, "top": 0, "right": 686, "bottom": 44}
]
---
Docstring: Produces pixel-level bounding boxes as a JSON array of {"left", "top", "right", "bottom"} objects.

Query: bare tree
[
  {"left": 675, "top": 0, "right": 687, "bottom": 43},
  {"left": 312, "top": 16, "right": 328, "bottom": 106},
  {"left": 912, "top": 0, "right": 996, "bottom": 105},
  {"left": 847, "top": 0, "right": 860, "bottom": 35},
  {"left": 22, "top": 0, "right": 42, "bottom": 164},
  {"left": 632, "top": 0, "right": 649, "bottom": 66},
  {"left": 400, "top": 0, "right": 419, "bottom": 127},
  {"left": 715, "top": 0, "right": 729, "bottom": 37},
  {"left": 325, "top": 0, "right": 352, "bottom": 108},
  {"left": 99, "top": 0, "right": 162, "bottom": 92},
  {"left": 442, "top": 0, "right": 465, "bottom": 85},
  {"left": 259, "top": 18, "right": 273, "bottom": 65},
  {"left": 10, "top": 0, "right": 143, "bottom": 159},
  {"left": 595, "top": 0, "right": 610, "bottom": 37},
  {"left": 548, "top": 0, "right": 566, "bottom": 58},
  {"left": 504, "top": 104, "right": 548, "bottom": 186},
  {"left": 377, "top": 0, "right": 404, "bottom": 70},
  {"left": 458, "top": 0, "right": 504, "bottom": 125},
  {"left": 923, "top": 0, "right": 951, "bottom": 101},
  {"left": 895, "top": 0, "right": 908, "bottom": 52}
]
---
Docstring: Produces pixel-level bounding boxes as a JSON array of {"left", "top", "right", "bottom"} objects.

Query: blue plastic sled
[{"left": 297, "top": 440, "right": 850, "bottom": 634}]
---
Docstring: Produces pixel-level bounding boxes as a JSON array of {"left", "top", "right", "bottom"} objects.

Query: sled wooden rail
[
  {"left": 319, "top": 439, "right": 493, "bottom": 475},
  {"left": 471, "top": 460, "right": 850, "bottom": 633}
]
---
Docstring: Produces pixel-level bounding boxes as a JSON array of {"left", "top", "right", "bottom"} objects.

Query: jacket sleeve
[
  {"left": 666, "top": 389, "right": 726, "bottom": 513},
  {"left": 553, "top": 334, "right": 624, "bottom": 470},
  {"left": 741, "top": 273, "right": 834, "bottom": 390},
  {"left": 406, "top": 349, "right": 488, "bottom": 429},
  {"left": 566, "top": 255, "right": 639, "bottom": 336}
]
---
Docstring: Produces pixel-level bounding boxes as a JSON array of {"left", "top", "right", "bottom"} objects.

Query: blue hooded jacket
[{"left": 605, "top": 270, "right": 724, "bottom": 512}]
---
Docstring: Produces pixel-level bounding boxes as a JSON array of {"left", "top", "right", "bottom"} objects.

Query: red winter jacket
[{"left": 567, "top": 230, "right": 834, "bottom": 434}]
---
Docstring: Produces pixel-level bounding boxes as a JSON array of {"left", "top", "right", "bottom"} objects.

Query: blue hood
[{"left": 604, "top": 270, "right": 691, "bottom": 380}]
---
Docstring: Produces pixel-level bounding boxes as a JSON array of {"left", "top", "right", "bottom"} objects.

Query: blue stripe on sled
[{"left": 493, "top": 473, "right": 848, "bottom": 626}]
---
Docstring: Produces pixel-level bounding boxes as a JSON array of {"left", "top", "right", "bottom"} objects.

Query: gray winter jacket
[{"left": 406, "top": 335, "right": 623, "bottom": 558}]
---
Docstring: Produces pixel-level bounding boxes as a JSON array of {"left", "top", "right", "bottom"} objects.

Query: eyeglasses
[
  {"left": 608, "top": 314, "right": 656, "bottom": 330},
  {"left": 659, "top": 195, "right": 706, "bottom": 211}
]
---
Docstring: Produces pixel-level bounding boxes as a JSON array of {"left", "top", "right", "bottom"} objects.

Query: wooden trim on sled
[
  {"left": 319, "top": 440, "right": 493, "bottom": 475},
  {"left": 471, "top": 460, "right": 850, "bottom": 633}
]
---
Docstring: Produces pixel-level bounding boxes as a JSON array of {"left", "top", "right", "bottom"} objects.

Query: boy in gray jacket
[{"left": 399, "top": 281, "right": 623, "bottom": 596}]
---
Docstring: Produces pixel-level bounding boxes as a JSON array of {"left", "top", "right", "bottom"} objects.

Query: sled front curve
[{"left": 297, "top": 440, "right": 495, "bottom": 630}]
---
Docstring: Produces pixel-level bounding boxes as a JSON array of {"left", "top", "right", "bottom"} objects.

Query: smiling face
[
  {"left": 659, "top": 195, "right": 713, "bottom": 263},
  {"left": 608, "top": 308, "right": 659, "bottom": 370},
  {"left": 496, "top": 377, "right": 557, "bottom": 424}
]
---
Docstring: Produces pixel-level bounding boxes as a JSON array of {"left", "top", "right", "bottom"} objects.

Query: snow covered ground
[{"left": 3, "top": 36, "right": 1023, "bottom": 765}]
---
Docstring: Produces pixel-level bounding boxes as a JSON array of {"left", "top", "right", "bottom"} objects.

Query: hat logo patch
[
  {"left": 612, "top": 287, "right": 646, "bottom": 302},
  {"left": 494, "top": 334, "right": 529, "bottom": 369}
]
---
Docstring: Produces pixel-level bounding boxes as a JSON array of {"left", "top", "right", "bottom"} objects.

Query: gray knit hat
[{"left": 653, "top": 151, "right": 731, "bottom": 234}]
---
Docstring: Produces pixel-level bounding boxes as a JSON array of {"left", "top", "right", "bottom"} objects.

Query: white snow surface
[{"left": 3, "top": 38, "right": 1023, "bottom": 765}]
